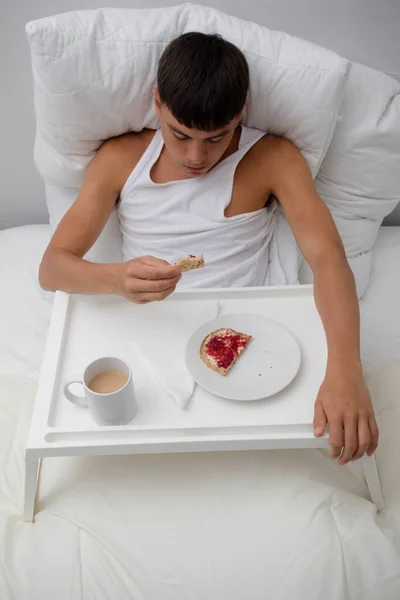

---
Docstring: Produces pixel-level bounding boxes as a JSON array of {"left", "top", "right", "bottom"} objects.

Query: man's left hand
[{"left": 313, "top": 367, "right": 379, "bottom": 465}]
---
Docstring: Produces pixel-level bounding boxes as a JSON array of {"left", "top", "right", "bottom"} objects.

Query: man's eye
[
  {"left": 174, "top": 134, "right": 188, "bottom": 141},
  {"left": 208, "top": 138, "right": 223, "bottom": 144}
]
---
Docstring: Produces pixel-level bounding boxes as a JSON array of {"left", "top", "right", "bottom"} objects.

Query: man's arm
[
  {"left": 268, "top": 137, "right": 379, "bottom": 464},
  {"left": 39, "top": 133, "right": 181, "bottom": 303}
]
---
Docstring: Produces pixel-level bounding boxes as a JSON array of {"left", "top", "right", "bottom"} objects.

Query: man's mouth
[{"left": 184, "top": 164, "right": 207, "bottom": 173}]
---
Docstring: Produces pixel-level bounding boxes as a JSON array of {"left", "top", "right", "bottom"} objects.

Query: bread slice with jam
[{"left": 200, "top": 328, "right": 252, "bottom": 376}]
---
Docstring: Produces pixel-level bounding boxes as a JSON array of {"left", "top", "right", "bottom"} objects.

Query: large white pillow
[
  {"left": 26, "top": 3, "right": 348, "bottom": 263},
  {"left": 300, "top": 62, "right": 400, "bottom": 297}
]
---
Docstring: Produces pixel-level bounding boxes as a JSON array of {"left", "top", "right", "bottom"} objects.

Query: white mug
[{"left": 64, "top": 357, "right": 137, "bottom": 425}]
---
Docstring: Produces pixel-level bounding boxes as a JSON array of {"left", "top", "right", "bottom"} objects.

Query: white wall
[{"left": 1, "top": 0, "right": 400, "bottom": 228}]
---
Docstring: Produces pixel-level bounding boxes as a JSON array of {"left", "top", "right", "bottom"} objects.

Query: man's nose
[{"left": 187, "top": 142, "right": 206, "bottom": 165}]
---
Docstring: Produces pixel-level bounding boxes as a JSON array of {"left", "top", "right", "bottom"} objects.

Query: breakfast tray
[
  {"left": 24, "top": 286, "right": 385, "bottom": 521},
  {"left": 26, "top": 285, "right": 328, "bottom": 458}
]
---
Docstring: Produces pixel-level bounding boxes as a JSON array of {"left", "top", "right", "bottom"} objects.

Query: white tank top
[{"left": 119, "top": 126, "right": 278, "bottom": 289}]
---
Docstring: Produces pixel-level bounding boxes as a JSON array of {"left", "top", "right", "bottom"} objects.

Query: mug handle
[{"left": 64, "top": 378, "right": 88, "bottom": 408}]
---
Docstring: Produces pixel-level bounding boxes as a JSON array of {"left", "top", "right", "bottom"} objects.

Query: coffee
[{"left": 88, "top": 370, "right": 128, "bottom": 394}]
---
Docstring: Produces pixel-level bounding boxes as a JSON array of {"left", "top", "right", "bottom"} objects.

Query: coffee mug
[{"left": 63, "top": 357, "right": 137, "bottom": 425}]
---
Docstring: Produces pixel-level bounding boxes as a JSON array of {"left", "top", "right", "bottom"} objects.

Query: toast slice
[
  {"left": 174, "top": 254, "right": 205, "bottom": 272},
  {"left": 200, "top": 328, "right": 252, "bottom": 376}
]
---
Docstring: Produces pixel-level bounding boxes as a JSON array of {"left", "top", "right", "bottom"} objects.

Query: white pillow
[
  {"left": 302, "top": 62, "right": 400, "bottom": 297},
  {"left": 26, "top": 4, "right": 348, "bottom": 264}
]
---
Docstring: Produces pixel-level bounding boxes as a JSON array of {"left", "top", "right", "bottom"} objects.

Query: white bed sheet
[
  {"left": 360, "top": 227, "right": 400, "bottom": 369},
  {"left": 1, "top": 224, "right": 400, "bottom": 600},
  {"left": 0, "top": 225, "right": 52, "bottom": 377}
]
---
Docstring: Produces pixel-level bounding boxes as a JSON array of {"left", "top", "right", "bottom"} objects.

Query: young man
[{"left": 39, "top": 32, "right": 378, "bottom": 464}]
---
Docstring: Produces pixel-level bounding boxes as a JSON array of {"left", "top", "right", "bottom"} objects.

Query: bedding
[
  {"left": 312, "top": 62, "right": 400, "bottom": 296},
  {"left": 26, "top": 4, "right": 349, "bottom": 268},
  {"left": 1, "top": 224, "right": 400, "bottom": 599},
  {"left": 25, "top": 5, "right": 400, "bottom": 296}
]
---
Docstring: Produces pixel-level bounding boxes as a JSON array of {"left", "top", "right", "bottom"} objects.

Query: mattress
[{"left": 1, "top": 224, "right": 400, "bottom": 600}]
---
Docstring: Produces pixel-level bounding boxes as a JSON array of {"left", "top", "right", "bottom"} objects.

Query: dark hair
[{"left": 157, "top": 32, "right": 249, "bottom": 131}]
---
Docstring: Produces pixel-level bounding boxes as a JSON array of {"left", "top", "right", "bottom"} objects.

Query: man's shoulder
[
  {"left": 93, "top": 129, "right": 157, "bottom": 190},
  {"left": 234, "top": 132, "right": 309, "bottom": 202},
  {"left": 253, "top": 133, "right": 301, "bottom": 162},
  {"left": 100, "top": 128, "right": 157, "bottom": 160},
  {"left": 246, "top": 133, "right": 308, "bottom": 181}
]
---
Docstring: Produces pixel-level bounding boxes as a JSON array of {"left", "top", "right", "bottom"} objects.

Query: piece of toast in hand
[
  {"left": 174, "top": 254, "right": 205, "bottom": 273},
  {"left": 200, "top": 328, "right": 252, "bottom": 376}
]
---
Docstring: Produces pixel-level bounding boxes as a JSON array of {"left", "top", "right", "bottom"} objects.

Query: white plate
[{"left": 185, "top": 314, "right": 301, "bottom": 401}]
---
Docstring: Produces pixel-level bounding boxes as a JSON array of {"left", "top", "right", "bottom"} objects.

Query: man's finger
[
  {"left": 329, "top": 418, "right": 344, "bottom": 460},
  {"left": 313, "top": 401, "right": 327, "bottom": 437},
  {"left": 352, "top": 416, "right": 371, "bottom": 461},
  {"left": 140, "top": 255, "right": 181, "bottom": 277},
  {"left": 140, "top": 255, "right": 171, "bottom": 268},
  {"left": 131, "top": 285, "right": 177, "bottom": 303},
  {"left": 339, "top": 417, "right": 358, "bottom": 465},
  {"left": 128, "top": 275, "right": 181, "bottom": 293},
  {"left": 143, "top": 285, "right": 177, "bottom": 302},
  {"left": 367, "top": 415, "right": 379, "bottom": 456},
  {"left": 129, "top": 262, "right": 181, "bottom": 281}
]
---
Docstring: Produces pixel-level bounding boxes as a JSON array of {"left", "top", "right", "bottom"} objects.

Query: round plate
[{"left": 185, "top": 313, "right": 301, "bottom": 401}]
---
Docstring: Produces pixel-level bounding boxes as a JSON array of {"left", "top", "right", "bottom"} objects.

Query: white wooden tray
[{"left": 26, "top": 286, "right": 328, "bottom": 458}]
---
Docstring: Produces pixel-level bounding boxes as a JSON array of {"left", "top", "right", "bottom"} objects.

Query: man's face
[{"left": 154, "top": 89, "right": 241, "bottom": 177}]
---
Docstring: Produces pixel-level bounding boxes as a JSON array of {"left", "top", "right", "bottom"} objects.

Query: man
[{"left": 39, "top": 32, "right": 379, "bottom": 464}]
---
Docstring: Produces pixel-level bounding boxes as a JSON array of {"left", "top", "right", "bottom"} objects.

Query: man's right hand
[{"left": 115, "top": 256, "right": 182, "bottom": 304}]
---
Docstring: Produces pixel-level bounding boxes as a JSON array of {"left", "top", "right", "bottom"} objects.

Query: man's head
[{"left": 155, "top": 32, "right": 249, "bottom": 176}]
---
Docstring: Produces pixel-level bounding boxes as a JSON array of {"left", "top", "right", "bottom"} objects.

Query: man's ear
[
  {"left": 236, "top": 103, "right": 246, "bottom": 124},
  {"left": 154, "top": 88, "right": 161, "bottom": 116}
]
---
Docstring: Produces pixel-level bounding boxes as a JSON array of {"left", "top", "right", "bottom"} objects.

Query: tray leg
[
  {"left": 361, "top": 454, "right": 384, "bottom": 511},
  {"left": 23, "top": 455, "right": 40, "bottom": 522}
]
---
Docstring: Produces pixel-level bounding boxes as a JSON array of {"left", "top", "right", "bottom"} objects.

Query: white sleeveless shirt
[{"left": 118, "top": 126, "right": 279, "bottom": 289}]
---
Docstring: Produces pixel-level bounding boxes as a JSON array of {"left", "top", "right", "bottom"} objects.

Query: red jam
[
  {"left": 189, "top": 254, "right": 195, "bottom": 258},
  {"left": 206, "top": 334, "right": 249, "bottom": 369}
]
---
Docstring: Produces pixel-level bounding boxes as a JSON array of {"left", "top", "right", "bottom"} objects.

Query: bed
[
  {"left": 2, "top": 2, "right": 400, "bottom": 597},
  {"left": 1, "top": 223, "right": 400, "bottom": 600}
]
